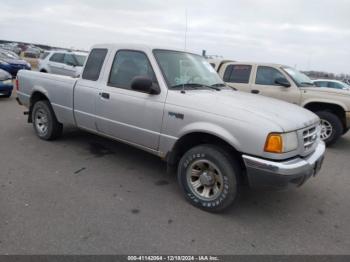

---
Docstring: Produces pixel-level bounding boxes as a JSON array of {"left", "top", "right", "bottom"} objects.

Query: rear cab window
[
  {"left": 223, "top": 64, "right": 252, "bottom": 83},
  {"left": 82, "top": 49, "right": 108, "bottom": 81}
]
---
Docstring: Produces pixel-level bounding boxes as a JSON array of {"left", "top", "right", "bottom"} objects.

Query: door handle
[
  {"left": 99, "top": 92, "right": 110, "bottom": 99},
  {"left": 251, "top": 89, "right": 260, "bottom": 94}
]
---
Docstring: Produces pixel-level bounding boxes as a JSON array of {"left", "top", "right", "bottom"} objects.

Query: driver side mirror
[
  {"left": 275, "top": 77, "right": 291, "bottom": 87},
  {"left": 131, "top": 76, "right": 160, "bottom": 95}
]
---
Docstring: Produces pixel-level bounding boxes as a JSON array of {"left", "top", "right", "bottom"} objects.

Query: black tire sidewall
[
  {"left": 177, "top": 145, "right": 238, "bottom": 212},
  {"left": 32, "top": 101, "right": 54, "bottom": 140},
  {"left": 316, "top": 111, "right": 343, "bottom": 146}
]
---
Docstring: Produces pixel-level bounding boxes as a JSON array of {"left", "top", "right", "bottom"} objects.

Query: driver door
[{"left": 95, "top": 49, "right": 165, "bottom": 150}]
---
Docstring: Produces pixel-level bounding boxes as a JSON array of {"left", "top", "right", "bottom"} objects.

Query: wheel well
[
  {"left": 304, "top": 102, "right": 346, "bottom": 128},
  {"left": 40, "top": 69, "right": 47, "bottom": 73},
  {"left": 28, "top": 92, "right": 49, "bottom": 122},
  {"left": 167, "top": 132, "right": 246, "bottom": 182}
]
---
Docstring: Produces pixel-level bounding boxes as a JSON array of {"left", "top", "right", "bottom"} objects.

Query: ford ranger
[
  {"left": 16, "top": 44, "right": 325, "bottom": 212},
  {"left": 210, "top": 60, "right": 350, "bottom": 146}
]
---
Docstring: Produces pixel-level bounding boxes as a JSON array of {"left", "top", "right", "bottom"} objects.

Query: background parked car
[
  {"left": 0, "top": 43, "right": 21, "bottom": 55},
  {"left": 0, "top": 49, "right": 31, "bottom": 77},
  {"left": 313, "top": 79, "right": 350, "bottom": 90},
  {"left": 21, "top": 51, "right": 40, "bottom": 69},
  {"left": 38, "top": 50, "right": 88, "bottom": 77},
  {"left": 209, "top": 59, "right": 350, "bottom": 146},
  {"left": 0, "top": 69, "right": 13, "bottom": 98}
]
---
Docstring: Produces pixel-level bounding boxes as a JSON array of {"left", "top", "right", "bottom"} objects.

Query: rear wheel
[
  {"left": 32, "top": 100, "right": 63, "bottom": 140},
  {"left": 177, "top": 144, "right": 240, "bottom": 212},
  {"left": 316, "top": 111, "right": 343, "bottom": 146}
]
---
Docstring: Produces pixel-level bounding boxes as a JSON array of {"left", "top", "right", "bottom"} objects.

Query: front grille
[{"left": 302, "top": 126, "right": 318, "bottom": 151}]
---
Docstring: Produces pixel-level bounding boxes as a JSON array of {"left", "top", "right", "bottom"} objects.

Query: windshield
[
  {"left": 153, "top": 50, "right": 225, "bottom": 90},
  {"left": 282, "top": 66, "right": 314, "bottom": 87},
  {"left": 74, "top": 54, "right": 87, "bottom": 66}
]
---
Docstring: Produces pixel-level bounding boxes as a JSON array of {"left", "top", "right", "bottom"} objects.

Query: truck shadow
[
  {"left": 57, "top": 127, "right": 334, "bottom": 218},
  {"left": 327, "top": 134, "right": 350, "bottom": 151}
]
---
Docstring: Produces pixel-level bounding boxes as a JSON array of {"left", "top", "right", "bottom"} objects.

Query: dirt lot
[{"left": 0, "top": 94, "right": 349, "bottom": 254}]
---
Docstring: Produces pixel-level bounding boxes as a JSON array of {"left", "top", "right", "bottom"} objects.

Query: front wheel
[
  {"left": 316, "top": 111, "right": 343, "bottom": 146},
  {"left": 177, "top": 144, "right": 240, "bottom": 212},
  {"left": 3, "top": 91, "right": 12, "bottom": 98},
  {"left": 32, "top": 100, "right": 63, "bottom": 140}
]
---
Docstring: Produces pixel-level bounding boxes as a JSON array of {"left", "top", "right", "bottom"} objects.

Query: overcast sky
[{"left": 1, "top": 0, "right": 349, "bottom": 73}]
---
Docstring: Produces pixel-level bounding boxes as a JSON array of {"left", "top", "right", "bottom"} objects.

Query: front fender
[
  {"left": 177, "top": 121, "right": 243, "bottom": 151},
  {"left": 302, "top": 98, "right": 348, "bottom": 112}
]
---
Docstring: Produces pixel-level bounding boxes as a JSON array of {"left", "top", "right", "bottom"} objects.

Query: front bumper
[
  {"left": 0, "top": 83, "right": 13, "bottom": 95},
  {"left": 242, "top": 142, "right": 326, "bottom": 189}
]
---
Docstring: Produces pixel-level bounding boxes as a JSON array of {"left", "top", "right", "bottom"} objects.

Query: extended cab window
[
  {"left": 223, "top": 65, "right": 251, "bottom": 83},
  {"left": 82, "top": 49, "right": 107, "bottom": 81},
  {"left": 256, "top": 66, "right": 288, "bottom": 86},
  {"left": 108, "top": 50, "right": 157, "bottom": 90},
  {"left": 49, "top": 53, "right": 64, "bottom": 63}
]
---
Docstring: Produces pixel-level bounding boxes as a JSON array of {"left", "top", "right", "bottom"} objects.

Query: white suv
[{"left": 38, "top": 50, "right": 88, "bottom": 78}]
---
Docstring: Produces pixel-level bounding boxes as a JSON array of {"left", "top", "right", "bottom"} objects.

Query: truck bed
[{"left": 17, "top": 70, "right": 77, "bottom": 125}]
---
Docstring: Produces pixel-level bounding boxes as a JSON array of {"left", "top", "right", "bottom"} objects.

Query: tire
[
  {"left": 316, "top": 111, "right": 343, "bottom": 146},
  {"left": 32, "top": 100, "right": 63, "bottom": 140},
  {"left": 177, "top": 144, "right": 240, "bottom": 212},
  {"left": 3, "top": 91, "right": 12, "bottom": 98}
]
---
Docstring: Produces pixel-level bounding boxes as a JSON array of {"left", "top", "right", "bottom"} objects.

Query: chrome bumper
[{"left": 242, "top": 142, "right": 326, "bottom": 189}]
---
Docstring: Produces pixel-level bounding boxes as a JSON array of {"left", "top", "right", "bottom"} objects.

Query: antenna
[{"left": 184, "top": 8, "right": 188, "bottom": 51}]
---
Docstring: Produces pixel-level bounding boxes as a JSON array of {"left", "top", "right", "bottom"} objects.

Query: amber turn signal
[{"left": 264, "top": 133, "right": 283, "bottom": 153}]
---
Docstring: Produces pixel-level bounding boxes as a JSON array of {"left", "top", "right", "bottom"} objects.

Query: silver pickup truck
[{"left": 16, "top": 43, "right": 325, "bottom": 212}]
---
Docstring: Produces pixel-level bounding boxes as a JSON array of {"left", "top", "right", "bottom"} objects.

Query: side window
[
  {"left": 328, "top": 82, "right": 343, "bottom": 89},
  {"left": 315, "top": 81, "right": 327, "bottom": 87},
  {"left": 82, "top": 48, "right": 107, "bottom": 81},
  {"left": 49, "top": 53, "right": 64, "bottom": 63},
  {"left": 256, "top": 66, "right": 288, "bottom": 86},
  {"left": 108, "top": 50, "right": 157, "bottom": 91},
  {"left": 224, "top": 65, "right": 251, "bottom": 83},
  {"left": 64, "top": 54, "right": 76, "bottom": 66}
]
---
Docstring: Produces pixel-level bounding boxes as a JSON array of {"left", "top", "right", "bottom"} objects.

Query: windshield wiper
[
  {"left": 171, "top": 83, "right": 221, "bottom": 91},
  {"left": 211, "top": 83, "right": 236, "bottom": 91}
]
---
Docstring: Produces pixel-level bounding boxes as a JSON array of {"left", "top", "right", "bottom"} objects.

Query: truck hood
[{"left": 167, "top": 89, "right": 319, "bottom": 132}]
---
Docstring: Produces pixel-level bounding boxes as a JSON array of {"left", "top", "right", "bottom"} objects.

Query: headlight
[{"left": 264, "top": 131, "right": 298, "bottom": 153}]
